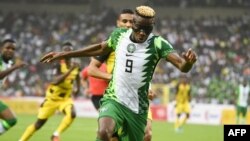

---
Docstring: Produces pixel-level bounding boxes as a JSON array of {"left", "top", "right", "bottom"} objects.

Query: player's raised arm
[
  {"left": 88, "top": 57, "right": 112, "bottom": 81},
  {"left": 166, "top": 48, "right": 197, "bottom": 73},
  {"left": 40, "top": 41, "right": 111, "bottom": 63},
  {"left": 0, "top": 60, "right": 26, "bottom": 80}
]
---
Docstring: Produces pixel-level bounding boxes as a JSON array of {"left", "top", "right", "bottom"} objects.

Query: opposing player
[
  {"left": 81, "top": 61, "right": 108, "bottom": 110},
  {"left": 0, "top": 39, "right": 26, "bottom": 135},
  {"left": 88, "top": 8, "right": 153, "bottom": 141},
  {"left": 40, "top": 5, "right": 197, "bottom": 141},
  {"left": 235, "top": 79, "right": 250, "bottom": 124},
  {"left": 174, "top": 75, "right": 192, "bottom": 132},
  {"left": 19, "top": 42, "right": 80, "bottom": 141}
]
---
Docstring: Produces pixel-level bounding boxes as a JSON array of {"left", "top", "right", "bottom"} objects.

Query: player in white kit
[
  {"left": 40, "top": 5, "right": 197, "bottom": 141},
  {"left": 235, "top": 79, "right": 250, "bottom": 124}
]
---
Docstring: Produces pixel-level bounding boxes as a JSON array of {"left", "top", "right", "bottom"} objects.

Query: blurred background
[
  {"left": 0, "top": 0, "right": 250, "bottom": 141},
  {"left": 0, "top": 0, "right": 249, "bottom": 140},
  {"left": 0, "top": 0, "right": 249, "bottom": 104}
]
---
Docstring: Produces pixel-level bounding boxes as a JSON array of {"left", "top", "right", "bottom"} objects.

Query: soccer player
[
  {"left": 235, "top": 79, "right": 250, "bottom": 124},
  {"left": 87, "top": 8, "right": 154, "bottom": 141},
  {"left": 81, "top": 61, "right": 109, "bottom": 110},
  {"left": 40, "top": 5, "right": 197, "bottom": 141},
  {"left": 174, "top": 75, "right": 192, "bottom": 132},
  {"left": 19, "top": 42, "right": 80, "bottom": 141},
  {"left": 0, "top": 39, "right": 26, "bottom": 135}
]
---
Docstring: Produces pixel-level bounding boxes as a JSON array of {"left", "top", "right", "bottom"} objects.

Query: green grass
[{"left": 0, "top": 114, "right": 223, "bottom": 141}]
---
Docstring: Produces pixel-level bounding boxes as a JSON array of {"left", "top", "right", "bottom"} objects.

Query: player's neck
[
  {"left": 1, "top": 56, "right": 10, "bottom": 64},
  {"left": 130, "top": 34, "right": 139, "bottom": 43}
]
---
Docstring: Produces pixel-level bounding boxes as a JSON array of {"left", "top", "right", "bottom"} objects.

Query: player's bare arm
[
  {"left": 40, "top": 41, "right": 111, "bottom": 63},
  {"left": 80, "top": 74, "right": 90, "bottom": 98},
  {"left": 73, "top": 73, "right": 81, "bottom": 97},
  {"left": 166, "top": 48, "right": 197, "bottom": 73},
  {"left": 148, "top": 89, "right": 157, "bottom": 100},
  {"left": 51, "top": 63, "right": 78, "bottom": 85},
  {"left": 88, "top": 58, "right": 112, "bottom": 81},
  {"left": 0, "top": 61, "right": 26, "bottom": 79}
]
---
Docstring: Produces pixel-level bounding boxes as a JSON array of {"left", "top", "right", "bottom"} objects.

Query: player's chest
[
  {"left": 115, "top": 41, "right": 152, "bottom": 61},
  {"left": 0, "top": 61, "right": 10, "bottom": 71}
]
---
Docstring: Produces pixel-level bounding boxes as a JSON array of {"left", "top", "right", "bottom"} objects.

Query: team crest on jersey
[{"left": 127, "top": 43, "right": 136, "bottom": 53}]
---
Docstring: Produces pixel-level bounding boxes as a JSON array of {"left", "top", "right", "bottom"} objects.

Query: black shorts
[{"left": 91, "top": 95, "right": 103, "bottom": 110}]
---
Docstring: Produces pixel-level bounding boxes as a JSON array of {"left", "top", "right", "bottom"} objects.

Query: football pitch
[{"left": 0, "top": 114, "right": 223, "bottom": 141}]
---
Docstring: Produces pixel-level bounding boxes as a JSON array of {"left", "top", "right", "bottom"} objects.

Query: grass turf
[{"left": 0, "top": 114, "right": 223, "bottom": 141}]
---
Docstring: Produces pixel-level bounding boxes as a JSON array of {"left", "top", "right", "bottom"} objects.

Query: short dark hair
[
  {"left": 1, "top": 39, "right": 16, "bottom": 46},
  {"left": 120, "top": 8, "right": 134, "bottom": 15},
  {"left": 62, "top": 41, "right": 73, "bottom": 47}
]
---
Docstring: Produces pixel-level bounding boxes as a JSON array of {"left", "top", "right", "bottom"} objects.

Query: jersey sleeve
[
  {"left": 107, "top": 28, "right": 128, "bottom": 50},
  {"left": 94, "top": 52, "right": 111, "bottom": 63},
  {"left": 154, "top": 36, "right": 175, "bottom": 58}
]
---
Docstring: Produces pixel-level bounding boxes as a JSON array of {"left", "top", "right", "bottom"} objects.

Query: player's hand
[
  {"left": 40, "top": 52, "right": 64, "bottom": 63},
  {"left": 15, "top": 60, "right": 27, "bottom": 68},
  {"left": 148, "top": 89, "right": 156, "bottom": 100},
  {"left": 182, "top": 48, "right": 197, "bottom": 64}
]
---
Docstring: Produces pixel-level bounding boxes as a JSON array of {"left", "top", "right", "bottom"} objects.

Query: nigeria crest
[{"left": 127, "top": 43, "right": 136, "bottom": 53}]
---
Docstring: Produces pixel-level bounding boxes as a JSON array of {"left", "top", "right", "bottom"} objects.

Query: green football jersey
[
  {"left": 0, "top": 56, "right": 13, "bottom": 87},
  {"left": 103, "top": 28, "right": 175, "bottom": 114}
]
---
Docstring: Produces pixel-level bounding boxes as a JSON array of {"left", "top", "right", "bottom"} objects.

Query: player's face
[
  {"left": 1, "top": 42, "right": 16, "bottom": 61},
  {"left": 131, "top": 15, "right": 154, "bottom": 43},
  {"left": 63, "top": 45, "right": 73, "bottom": 52},
  {"left": 117, "top": 13, "right": 133, "bottom": 29},
  {"left": 63, "top": 45, "right": 73, "bottom": 60}
]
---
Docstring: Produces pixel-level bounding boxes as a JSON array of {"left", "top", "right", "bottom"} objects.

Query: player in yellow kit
[
  {"left": 87, "top": 9, "right": 153, "bottom": 141},
  {"left": 19, "top": 42, "right": 80, "bottom": 141},
  {"left": 174, "top": 76, "right": 191, "bottom": 132}
]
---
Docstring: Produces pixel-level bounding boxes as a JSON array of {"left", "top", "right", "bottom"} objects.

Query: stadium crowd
[
  {"left": 1, "top": 0, "right": 250, "bottom": 8},
  {"left": 0, "top": 8, "right": 249, "bottom": 105}
]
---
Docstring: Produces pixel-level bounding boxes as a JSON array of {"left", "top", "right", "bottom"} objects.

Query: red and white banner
[{"left": 150, "top": 104, "right": 167, "bottom": 121}]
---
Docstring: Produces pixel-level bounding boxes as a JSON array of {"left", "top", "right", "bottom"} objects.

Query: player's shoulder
[
  {"left": 151, "top": 35, "right": 173, "bottom": 49},
  {"left": 152, "top": 35, "right": 169, "bottom": 42},
  {"left": 114, "top": 27, "right": 129, "bottom": 32},
  {"left": 111, "top": 27, "right": 129, "bottom": 35}
]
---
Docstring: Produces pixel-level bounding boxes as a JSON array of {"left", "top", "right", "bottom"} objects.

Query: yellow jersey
[
  {"left": 46, "top": 60, "right": 79, "bottom": 100},
  {"left": 176, "top": 83, "right": 191, "bottom": 104},
  {"left": 95, "top": 51, "right": 115, "bottom": 74}
]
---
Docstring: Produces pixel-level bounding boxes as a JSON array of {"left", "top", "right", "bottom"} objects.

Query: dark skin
[
  {"left": 40, "top": 13, "right": 197, "bottom": 141},
  {"left": 175, "top": 77, "right": 191, "bottom": 118},
  {"left": 33, "top": 45, "right": 80, "bottom": 131},
  {"left": 0, "top": 41, "right": 26, "bottom": 130},
  {"left": 87, "top": 12, "right": 134, "bottom": 81}
]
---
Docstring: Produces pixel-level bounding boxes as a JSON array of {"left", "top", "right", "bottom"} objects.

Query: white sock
[
  {"left": 0, "top": 122, "right": 6, "bottom": 134},
  {"left": 53, "top": 131, "right": 59, "bottom": 136}
]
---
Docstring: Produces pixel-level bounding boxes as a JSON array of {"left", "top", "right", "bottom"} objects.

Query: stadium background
[{"left": 0, "top": 0, "right": 249, "bottom": 141}]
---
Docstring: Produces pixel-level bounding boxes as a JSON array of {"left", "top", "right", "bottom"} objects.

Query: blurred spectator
[{"left": 0, "top": 8, "right": 249, "bottom": 105}]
